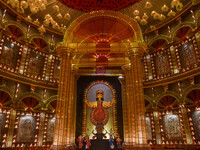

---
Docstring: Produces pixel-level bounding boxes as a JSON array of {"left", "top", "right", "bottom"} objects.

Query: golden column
[
  {"left": 153, "top": 108, "right": 162, "bottom": 144},
  {"left": 123, "top": 43, "right": 150, "bottom": 149},
  {"left": 51, "top": 44, "right": 76, "bottom": 150},
  {"left": 180, "top": 106, "right": 193, "bottom": 144},
  {"left": 6, "top": 109, "right": 16, "bottom": 147},
  {"left": 118, "top": 75, "right": 129, "bottom": 142},
  {"left": 121, "top": 65, "right": 131, "bottom": 144},
  {"left": 70, "top": 65, "right": 79, "bottom": 144}
]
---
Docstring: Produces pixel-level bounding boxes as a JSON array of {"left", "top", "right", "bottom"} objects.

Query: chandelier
[{"left": 7, "top": 0, "right": 48, "bottom": 14}]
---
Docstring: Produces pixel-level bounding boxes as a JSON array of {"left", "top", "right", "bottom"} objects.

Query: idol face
[{"left": 97, "top": 93, "right": 103, "bottom": 99}]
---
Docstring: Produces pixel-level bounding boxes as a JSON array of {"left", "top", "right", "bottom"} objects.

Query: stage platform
[{"left": 90, "top": 139, "right": 109, "bottom": 150}]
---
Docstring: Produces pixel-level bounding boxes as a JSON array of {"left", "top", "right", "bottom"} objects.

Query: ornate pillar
[
  {"left": 51, "top": 45, "right": 76, "bottom": 150},
  {"left": 37, "top": 112, "right": 45, "bottom": 146},
  {"left": 6, "top": 109, "right": 16, "bottom": 147},
  {"left": 118, "top": 76, "right": 128, "bottom": 142},
  {"left": 70, "top": 65, "right": 79, "bottom": 144},
  {"left": 180, "top": 106, "right": 193, "bottom": 144},
  {"left": 153, "top": 109, "right": 161, "bottom": 144},
  {"left": 121, "top": 65, "right": 131, "bottom": 144},
  {"left": 123, "top": 43, "right": 150, "bottom": 149},
  {"left": 18, "top": 45, "right": 28, "bottom": 74}
]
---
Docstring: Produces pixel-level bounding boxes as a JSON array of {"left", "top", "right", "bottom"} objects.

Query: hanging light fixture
[
  {"left": 161, "top": 4, "right": 169, "bottom": 12},
  {"left": 134, "top": 16, "right": 141, "bottom": 22},
  {"left": 133, "top": 10, "right": 140, "bottom": 16},
  {"left": 64, "top": 13, "right": 71, "bottom": 21},
  {"left": 145, "top": 1, "right": 152, "bottom": 9},
  {"left": 167, "top": 10, "right": 176, "bottom": 17},
  {"left": 140, "top": 19, "right": 148, "bottom": 26},
  {"left": 7, "top": 0, "right": 48, "bottom": 14}
]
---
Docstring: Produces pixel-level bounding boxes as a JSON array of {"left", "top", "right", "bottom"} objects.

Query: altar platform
[{"left": 90, "top": 139, "right": 109, "bottom": 150}]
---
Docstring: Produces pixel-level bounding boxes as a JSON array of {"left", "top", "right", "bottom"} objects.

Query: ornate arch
[
  {"left": 144, "top": 95, "right": 155, "bottom": 110},
  {"left": 0, "top": 85, "right": 14, "bottom": 100},
  {"left": 28, "top": 34, "right": 49, "bottom": 45},
  {"left": 45, "top": 95, "right": 58, "bottom": 108},
  {"left": 144, "top": 95, "right": 154, "bottom": 105},
  {"left": 183, "top": 84, "right": 200, "bottom": 102},
  {"left": 3, "top": 21, "right": 27, "bottom": 37},
  {"left": 155, "top": 91, "right": 181, "bottom": 105},
  {"left": 16, "top": 92, "right": 42, "bottom": 105},
  {"left": 148, "top": 35, "right": 170, "bottom": 46},
  {"left": 171, "top": 22, "right": 195, "bottom": 40},
  {"left": 64, "top": 10, "right": 143, "bottom": 43}
]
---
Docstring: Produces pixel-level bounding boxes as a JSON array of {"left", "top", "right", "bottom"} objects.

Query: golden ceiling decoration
[{"left": 3, "top": 0, "right": 191, "bottom": 34}]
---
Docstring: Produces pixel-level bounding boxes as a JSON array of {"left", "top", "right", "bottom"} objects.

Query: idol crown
[{"left": 96, "top": 89, "right": 104, "bottom": 95}]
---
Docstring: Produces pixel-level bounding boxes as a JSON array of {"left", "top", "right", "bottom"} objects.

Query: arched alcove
[
  {"left": 157, "top": 96, "right": 178, "bottom": 110},
  {"left": 18, "top": 97, "right": 40, "bottom": 111}
]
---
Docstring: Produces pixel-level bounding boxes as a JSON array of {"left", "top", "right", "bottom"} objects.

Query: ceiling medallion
[{"left": 58, "top": 0, "right": 140, "bottom": 12}]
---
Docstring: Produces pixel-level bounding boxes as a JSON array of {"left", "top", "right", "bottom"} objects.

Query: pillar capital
[
  {"left": 72, "top": 64, "right": 79, "bottom": 71},
  {"left": 121, "top": 64, "right": 131, "bottom": 73},
  {"left": 126, "top": 42, "right": 147, "bottom": 59},
  {"left": 56, "top": 43, "right": 76, "bottom": 58},
  {"left": 72, "top": 65, "right": 80, "bottom": 78}
]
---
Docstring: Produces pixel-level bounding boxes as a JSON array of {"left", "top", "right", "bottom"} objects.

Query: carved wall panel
[
  {"left": 12, "top": 111, "right": 40, "bottom": 148},
  {"left": 192, "top": 110, "right": 200, "bottom": 140},
  {"left": 163, "top": 114, "right": 182, "bottom": 140},
  {"left": 177, "top": 41, "right": 196, "bottom": 68},
  {"left": 187, "top": 107, "right": 200, "bottom": 144},
  {"left": 158, "top": 109, "right": 186, "bottom": 144},
  {"left": 154, "top": 51, "right": 170, "bottom": 76},
  {"left": 26, "top": 51, "right": 45, "bottom": 76},
  {"left": 146, "top": 116, "right": 152, "bottom": 140},
  {"left": 0, "top": 36, "right": 22, "bottom": 72},
  {"left": 1, "top": 41, "right": 18, "bottom": 68},
  {"left": 47, "top": 117, "right": 55, "bottom": 142},
  {"left": 17, "top": 116, "right": 36, "bottom": 142}
]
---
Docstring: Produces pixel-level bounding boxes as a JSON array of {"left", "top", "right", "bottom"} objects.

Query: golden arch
[
  {"left": 183, "top": 84, "right": 200, "bottom": 102},
  {"left": 171, "top": 22, "right": 195, "bottom": 40},
  {"left": 16, "top": 92, "right": 42, "bottom": 105},
  {"left": 45, "top": 95, "right": 58, "bottom": 108},
  {"left": 144, "top": 95, "right": 154, "bottom": 108},
  {"left": 3, "top": 21, "right": 27, "bottom": 37},
  {"left": 155, "top": 91, "right": 181, "bottom": 105},
  {"left": 28, "top": 34, "right": 50, "bottom": 45},
  {"left": 148, "top": 35, "right": 170, "bottom": 47},
  {"left": 64, "top": 10, "right": 144, "bottom": 43},
  {"left": 0, "top": 86, "right": 14, "bottom": 100}
]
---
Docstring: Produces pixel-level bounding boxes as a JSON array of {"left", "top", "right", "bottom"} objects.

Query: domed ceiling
[
  {"left": 2, "top": 0, "right": 191, "bottom": 34},
  {"left": 58, "top": 0, "right": 140, "bottom": 12}
]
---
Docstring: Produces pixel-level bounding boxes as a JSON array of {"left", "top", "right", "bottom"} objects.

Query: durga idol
[{"left": 90, "top": 89, "right": 109, "bottom": 139}]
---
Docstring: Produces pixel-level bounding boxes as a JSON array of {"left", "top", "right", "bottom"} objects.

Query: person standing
[
  {"left": 85, "top": 135, "right": 91, "bottom": 149},
  {"left": 109, "top": 135, "right": 114, "bottom": 149},
  {"left": 76, "top": 135, "right": 83, "bottom": 149}
]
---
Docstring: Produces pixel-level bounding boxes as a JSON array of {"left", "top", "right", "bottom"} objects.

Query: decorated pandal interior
[{"left": 0, "top": 0, "right": 200, "bottom": 150}]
